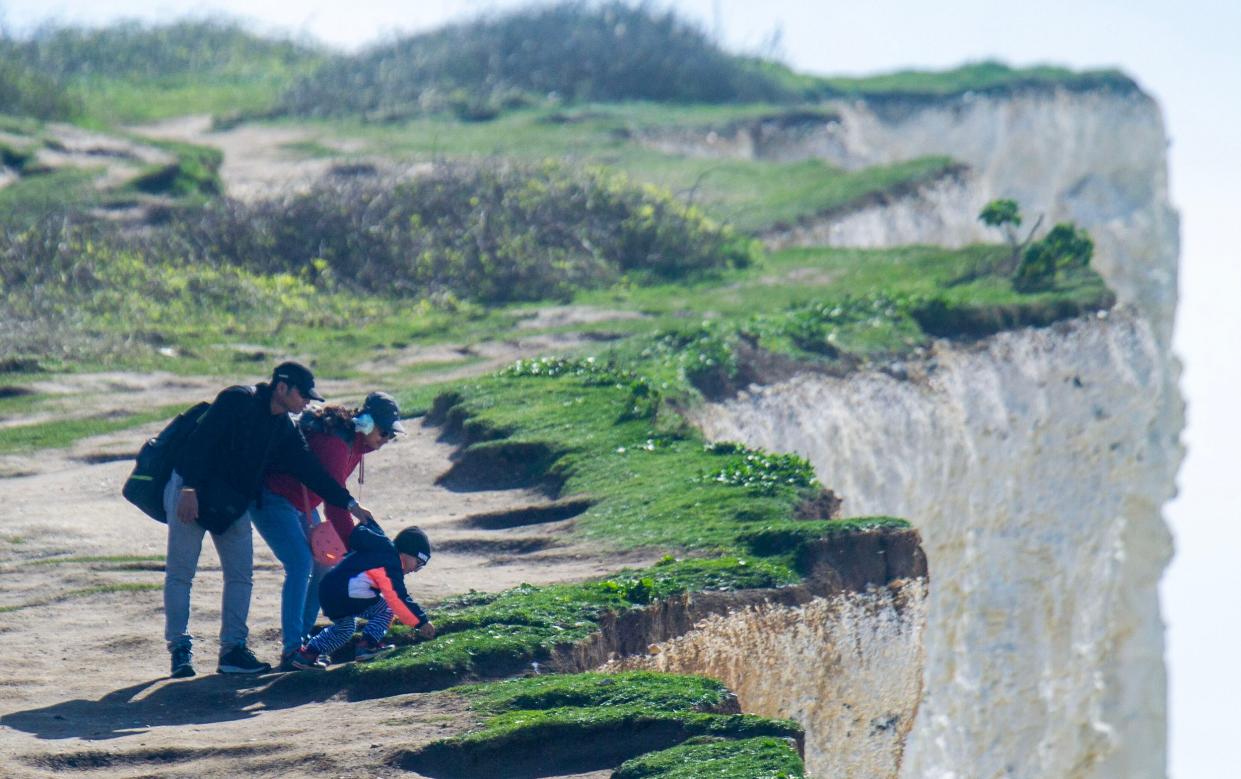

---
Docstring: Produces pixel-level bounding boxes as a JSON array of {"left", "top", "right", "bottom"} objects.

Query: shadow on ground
[{"left": 0, "top": 669, "right": 345, "bottom": 740}]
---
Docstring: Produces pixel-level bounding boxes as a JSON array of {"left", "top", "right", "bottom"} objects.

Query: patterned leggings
[{"left": 307, "top": 600, "right": 393, "bottom": 656}]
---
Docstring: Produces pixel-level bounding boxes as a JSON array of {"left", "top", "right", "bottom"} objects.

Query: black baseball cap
[
  {"left": 395, "top": 526, "right": 431, "bottom": 565},
  {"left": 362, "top": 391, "right": 406, "bottom": 436},
  {"left": 272, "top": 361, "right": 325, "bottom": 401}
]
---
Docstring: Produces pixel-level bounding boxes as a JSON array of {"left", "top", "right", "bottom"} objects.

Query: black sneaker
[
  {"left": 170, "top": 646, "right": 196, "bottom": 678},
  {"left": 217, "top": 644, "right": 272, "bottom": 674}
]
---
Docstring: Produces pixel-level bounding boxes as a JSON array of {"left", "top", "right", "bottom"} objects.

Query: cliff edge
[{"left": 690, "top": 84, "right": 1181, "bottom": 778}]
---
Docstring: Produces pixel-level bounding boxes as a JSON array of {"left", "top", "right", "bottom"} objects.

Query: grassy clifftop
[
  {"left": 276, "top": 2, "right": 799, "bottom": 121},
  {"left": 0, "top": 8, "right": 1135, "bottom": 128},
  {"left": 820, "top": 60, "right": 1137, "bottom": 100},
  {"left": 0, "top": 19, "right": 322, "bottom": 124}
]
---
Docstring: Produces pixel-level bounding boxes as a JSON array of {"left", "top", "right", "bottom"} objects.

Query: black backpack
[{"left": 122, "top": 401, "right": 210, "bottom": 523}]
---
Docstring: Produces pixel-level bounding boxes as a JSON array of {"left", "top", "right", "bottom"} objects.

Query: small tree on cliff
[
  {"left": 1012, "top": 222, "right": 1094, "bottom": 292},
  {"left": 978, "top": 198, "right": 1042, "bottom": 275}
]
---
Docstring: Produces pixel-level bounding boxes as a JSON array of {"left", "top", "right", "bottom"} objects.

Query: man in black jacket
[{"left": 163, "top": 361, "right": 376, "bottom": 678}]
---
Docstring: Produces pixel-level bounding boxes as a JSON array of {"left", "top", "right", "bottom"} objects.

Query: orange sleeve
[{"left": 365, "top": 568, "right": 421, "bottom": 627}]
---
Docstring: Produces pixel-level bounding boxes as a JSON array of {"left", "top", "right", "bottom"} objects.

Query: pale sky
[{"left": 3, "top": 2, "right": 1237, "bottom": 776}]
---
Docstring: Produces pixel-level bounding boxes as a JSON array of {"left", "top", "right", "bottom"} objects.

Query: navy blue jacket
[{"left": 318, "top": 522, "right": 428, "bottom": 626}]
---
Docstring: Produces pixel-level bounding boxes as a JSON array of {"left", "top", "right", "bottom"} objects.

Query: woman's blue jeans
[{"left": 251, "top": 488, "right": 330, "bottom": 655}]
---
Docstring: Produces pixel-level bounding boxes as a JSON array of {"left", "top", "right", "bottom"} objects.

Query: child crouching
[{"left": 290, "top": 523, "right": 435, "bottom": 670}]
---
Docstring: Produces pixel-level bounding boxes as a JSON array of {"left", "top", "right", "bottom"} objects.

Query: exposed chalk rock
[
  {"left": 696, "top": 311, "right": 1178, "bottom": 779},
  {"left": 644, "top": 84, "right": 1180, "bottom": 778},
  {"left": 762, "top": 167, "right": 985, "bottom": 253},
  {"left": 610, "top": 580, "right": 927, "bottom": 779},
  {"left": 640, "top": 87, "right": 1179, "bottom": 346}
]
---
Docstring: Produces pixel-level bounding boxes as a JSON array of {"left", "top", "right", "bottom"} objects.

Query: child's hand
[{"left": 417, "top": 622, "right": 436, "bottom": 639}]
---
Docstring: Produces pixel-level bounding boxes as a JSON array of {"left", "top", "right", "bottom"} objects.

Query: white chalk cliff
[{"left": 654, "top": 85, "right": 1180, "bottom": 778}]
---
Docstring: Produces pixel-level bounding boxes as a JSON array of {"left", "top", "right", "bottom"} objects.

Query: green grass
[
  {"left": 0, "top": 403, "right": 187, "bottom": 455},
  {"left": 0, "top": 122, "right": 221, "bottom": 223},
  {"left": 576, "top": 244, "right": 1113, "bottom": 363},
  {"left": 274, "top": 2, "right": 797, "bottom": 122},
  {"left": 1, "top": 241, "right": 1110, "bottom": 455},
  {"left": 126, "top": 138, "right": 223, "bottom": 198},
  {"left": 30, "top": 555, "right": 165, "bottom": 566},
  {"left": 300, "top": 105, "right": 956, "bottom": 233},
  {"left": 0, "top": 167, "right": 103, "bottom": 220},
  {"left": 278, "top": 139, "right": 341, "bottom": 159},
  {"left": 609, "top": 153, "right": 956, "bottom": 233},
  {"left": 820, "top": 60, "right": 1137, "bottom": 98},
  {"left": 463, "top": 670, "right": 735, "bottom": 714},
  {"left": 614, "top": 736, "right": 805, "bottom": 779},
  {"left": 7, "top": 19, "right": 323, "bottom": 125},
  {"left": 335, "top": 557, "right": 800, "bottom": 693},
  {"left": 73, "top": 74, "right": 304, "bottom": 126},
  {"left": 419, "top": 372, "right": 834, "bottom": 552},
  {"left": 0, "top": 582, "right": 161, "bottom": 613},
  {"left": 0, "top": 51, "right": 79, "bottom": 120},
  {"left": 0, "top": 113, "right": 44, "bottom": 135},
  {"left": 397, "top": 672, "right": 803, "bottom": 778},
  {"left": 0, "top": 139, "right": 36, "bottom": 171},
  {"left": 406, "top": 356, "right": 924, "bottom": 560},
  {"left": 0, "top": 389, "right": 49, "bottom": 417}
]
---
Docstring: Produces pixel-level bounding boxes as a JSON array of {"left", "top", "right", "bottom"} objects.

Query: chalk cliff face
[
  {"left": 698, "top": 311, "right": 1176, "bottom": 778},
  {"left": 612, "top": 582, "right": 927, "bottom": 779},
  {"left": 666, "top": 86, "right": 1181, "bottom": 778},
  {"left": 642, "top": 87, "right": 1179, "bottom": 345}
]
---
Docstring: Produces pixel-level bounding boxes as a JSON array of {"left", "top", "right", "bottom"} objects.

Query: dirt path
[
  {"left": 0, "top": 114, "right": 660, "bottom": 776},
  {"left": 129, "top": 115, "right": 429, "bottom": 201},
  {"left": 0, "top": 397, "right": 655, "bottom": 778},
  {"left": 129, "top": 115, "right": 336, "bottom": 200}
]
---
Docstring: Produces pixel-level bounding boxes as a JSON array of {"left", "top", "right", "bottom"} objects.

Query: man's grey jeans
[{"left": 163, "top": 470, "right": 255, "bottom": 655}]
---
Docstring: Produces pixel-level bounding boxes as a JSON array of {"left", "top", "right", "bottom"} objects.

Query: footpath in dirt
[
  {"left": 0, "top": 114, "right": 664, "bottom": 777},
  {"left": 0, "top": 390, "right": 653, "bottom": 778}
]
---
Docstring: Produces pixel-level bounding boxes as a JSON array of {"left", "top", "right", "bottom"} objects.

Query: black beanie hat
[{"left": 395, "top": 526, "right": 431, "bottom": 565}]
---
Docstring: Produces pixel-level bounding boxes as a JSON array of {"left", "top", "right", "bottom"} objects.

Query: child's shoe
[
  {"left": 289, "top": 646, "right": 327, "bottom": 670},
  {"left": 353, "top": 636, "right": 396, "bottom": 662},
  {"left": 277, "top": 648, "right": 302, "bottom": 672}
]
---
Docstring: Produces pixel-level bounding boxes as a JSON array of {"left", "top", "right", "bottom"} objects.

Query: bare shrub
[
  {"left": 277, "top": 2, "right": 796, "bottom": 120},
  {"left": 147, "top": 162, "right": 756, "bottom": 302}
]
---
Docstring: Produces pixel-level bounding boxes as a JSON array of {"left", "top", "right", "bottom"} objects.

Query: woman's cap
[
  {"left": 395, "top": 526, "right": 431, "bottom": 564},
  {"left": 362, "top": 391, "right": 406, "bottom": 436}
]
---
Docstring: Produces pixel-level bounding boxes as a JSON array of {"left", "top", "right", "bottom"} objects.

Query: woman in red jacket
[{"left": 253, "top": 391, "right": 405, "bottom": 670}]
